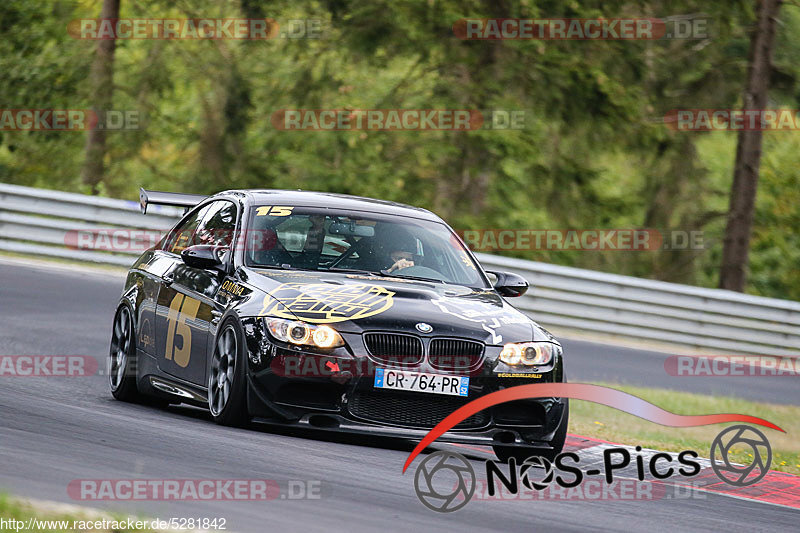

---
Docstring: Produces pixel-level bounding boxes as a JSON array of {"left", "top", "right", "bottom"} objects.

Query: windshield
[{"left": 244, "top": 206, "right": 488, "bottom": 288}]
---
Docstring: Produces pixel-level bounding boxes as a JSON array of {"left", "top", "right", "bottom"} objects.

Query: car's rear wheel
[
  {"left": 493, "top": 400, "right": 569, "bottom": 463},
  {"left": 208, "top": 319, "right": 248, "bottom": 426},
  {"left": 109, "top": 304, "right": 139, "bottom": 402}
]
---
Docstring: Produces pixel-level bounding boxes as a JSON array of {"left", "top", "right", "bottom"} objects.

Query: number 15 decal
[
  {"left": 165, "top": 293, "right": 200, "bottom": 368},
  {"left": 255, "top": 206, "right": 293, "bottom": 216}
]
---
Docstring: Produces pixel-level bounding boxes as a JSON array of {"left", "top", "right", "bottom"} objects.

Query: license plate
[{"left": 373, "top": 368, "right": 469, "bottom": 397}]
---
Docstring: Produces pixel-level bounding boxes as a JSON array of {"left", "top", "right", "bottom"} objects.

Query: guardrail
[
  {"left": 477, "top": 254, "right": 800, "bottom": 357},
  {"left": 0, "top": 183, "right": 181, "bottom": 266},
  {"left": 1, "top": 182, "right": 798, "bottom": 356}
]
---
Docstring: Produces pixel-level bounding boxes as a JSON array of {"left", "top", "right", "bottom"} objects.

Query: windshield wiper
[
  {"left": 252, "top": 264, "right": 295, "bottom": 270},
  {"left": 324, "top": 267, "right": 382, "bottom": 276},
  {"left": 253, "top": 265, "right": 329, "bottom": 273},
  {"left": 378, "top": 270, "right": 445, "bottom": 284}
]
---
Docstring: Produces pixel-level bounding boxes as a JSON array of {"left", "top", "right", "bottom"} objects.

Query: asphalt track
[{"left": 0, "top": 258, "right": 798, "bottom": 532}]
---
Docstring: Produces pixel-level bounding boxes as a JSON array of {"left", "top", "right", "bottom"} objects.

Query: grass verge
[
  {"left": 570, "top": 382, "right": 800, "bottom": 475},
  {"left": 0, "top": 494, "right": 158, "bottom": 532}
]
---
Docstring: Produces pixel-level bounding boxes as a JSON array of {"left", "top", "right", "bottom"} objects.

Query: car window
[
  {"left": 246, "top": 206, "right": 488, "bottom": 288},
  {"left": 195, "top": 200, "right": 237, "bottom": 247},
  {"left": 163, "top": 200, "right": 236, "bottom": 254}
]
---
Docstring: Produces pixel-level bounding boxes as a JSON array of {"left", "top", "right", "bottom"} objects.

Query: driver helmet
[{"left": 376, "top": 225, "right": 418, "bottom": 263}]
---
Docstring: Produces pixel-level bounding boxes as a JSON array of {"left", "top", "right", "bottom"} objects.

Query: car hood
[{"left": 240, "top": 268, "right": 553, "bottom": 346}]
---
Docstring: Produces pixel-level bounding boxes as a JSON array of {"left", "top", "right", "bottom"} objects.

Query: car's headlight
[
  {"left": 264, "top": 318, "right": 344, "bottom": 349},
  {"left": 499, "top": 342, "right": 558, "bottom": 367}
]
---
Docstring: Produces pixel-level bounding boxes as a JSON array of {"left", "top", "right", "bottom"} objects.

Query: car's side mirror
[
  {"left": 181, "top": 245, "right": 227, "bottom": 272},
  {"left": 486, "top": 270, "right": 529, "bottom": 297}
]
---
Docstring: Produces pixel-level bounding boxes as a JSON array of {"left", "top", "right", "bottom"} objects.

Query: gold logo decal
[
  {"left": 260, "top": 283, "right": 394, "bottom": 323},
  {"left": 221, "top": 280, "right": 246, "bottom": 296}
]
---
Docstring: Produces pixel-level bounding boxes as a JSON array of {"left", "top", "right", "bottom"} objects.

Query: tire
[
  {"left": 109, "top": 304, "right": 140, "bottom": 402},
  {"left": 208, "top": 318, "right": 249, "bottom": 427},
  {"left": 493, "top": 400, "right": 569, "bottom": 463}
]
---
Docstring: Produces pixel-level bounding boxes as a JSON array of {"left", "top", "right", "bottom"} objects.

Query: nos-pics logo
[{"left": 413, "top": 425, "right": 772, "bottom": 513}]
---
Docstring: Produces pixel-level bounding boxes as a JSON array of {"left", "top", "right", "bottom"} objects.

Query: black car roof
[{"left": 216, "top": 189, "right": 442, "bottom": 222}]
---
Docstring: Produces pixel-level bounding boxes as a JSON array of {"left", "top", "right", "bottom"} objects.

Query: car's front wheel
[
  {"left": 493, "top": 400, "right": 569, "bottom": 463},
  {"left": 109, "top": 304, "right": 139, "bottom": 402},
  {"left": 208, "top": 319, "right": 249, "bottom": 427}
]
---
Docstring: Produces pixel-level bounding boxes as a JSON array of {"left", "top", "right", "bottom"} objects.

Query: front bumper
[{"left": 242, "top": 319, "right": 567, "bottom": 448}]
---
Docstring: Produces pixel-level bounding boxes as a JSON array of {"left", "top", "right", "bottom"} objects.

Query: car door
[{"left": 155, "top": 200, "right": 237, "bottom": 386}]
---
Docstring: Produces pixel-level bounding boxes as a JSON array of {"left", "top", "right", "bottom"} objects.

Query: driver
[{"left": 375, "top": 225, "right": 418, "bottom": 273}]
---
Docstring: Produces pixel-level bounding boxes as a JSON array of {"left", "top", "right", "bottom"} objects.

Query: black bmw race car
[{"left": 109, "top": 188, "right": 568, "bottom": 461}]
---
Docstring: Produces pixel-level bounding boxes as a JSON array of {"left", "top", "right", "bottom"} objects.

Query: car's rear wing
[{"left": 139, "top": 188, "right": 208, "bottom": 214}]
